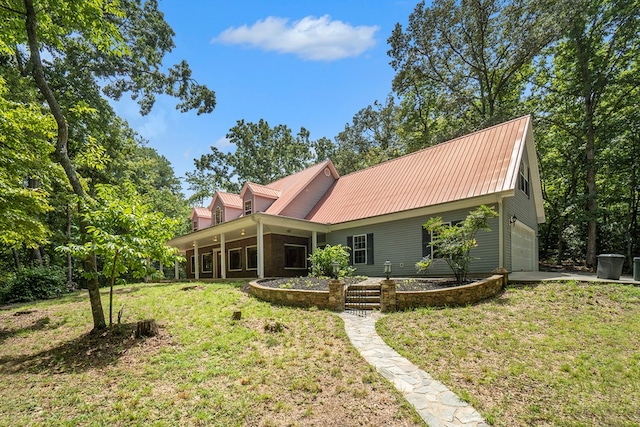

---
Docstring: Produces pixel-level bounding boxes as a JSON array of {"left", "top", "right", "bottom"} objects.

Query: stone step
[
  {"left": 348, "top": 284, "right": 382, "bottom": 290},
  {"left": 345, "top": 295, "right": 381, "bottom": 303},
  {"left": 346, "top": 289, "right": 381, "bottom": 297},
  {"left": 345, "top": 302, "right": 380, "bottom": 310}
]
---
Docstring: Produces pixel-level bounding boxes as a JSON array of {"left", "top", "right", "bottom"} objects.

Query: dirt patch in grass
[{"left": 377, "top": 281, "right": 640, "bottom": 426}]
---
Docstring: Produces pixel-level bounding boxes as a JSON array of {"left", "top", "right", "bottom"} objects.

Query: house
[{"left": 168, "top": 115, "right": 544, "bottom": 279}]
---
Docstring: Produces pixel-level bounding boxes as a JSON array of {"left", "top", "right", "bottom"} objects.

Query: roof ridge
[{"left": 338, "top": 115, "right": 530, "bottom": 179}]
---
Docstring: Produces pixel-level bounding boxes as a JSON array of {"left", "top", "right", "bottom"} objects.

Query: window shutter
[
  {"left": 347, "top": 235, "right": 353, "bottom": 265},
  {"left": 422, "top": 226, "right": 430, "bottom": 257},
  {"left": 366, "top": 233, "right": 374, "bottom": 265}
]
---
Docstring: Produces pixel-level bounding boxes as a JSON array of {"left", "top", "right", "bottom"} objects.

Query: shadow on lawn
[{"left": 0, "top": 322, "right": 152, "bottom": 374}]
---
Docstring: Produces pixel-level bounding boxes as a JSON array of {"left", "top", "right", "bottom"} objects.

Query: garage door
[{"left": 511, "top": 222, "right": 535, "bottom": 271}]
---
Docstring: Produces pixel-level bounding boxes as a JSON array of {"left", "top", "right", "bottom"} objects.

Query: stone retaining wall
[
  {"left": 396, "top": 274, "right": 505, "bottom": 310},
  {"left": 249, "top": 275, "right": 505, "bottom": 311},
  {"left": 249, "top": 282, "right": 335, "bottom": 310}
]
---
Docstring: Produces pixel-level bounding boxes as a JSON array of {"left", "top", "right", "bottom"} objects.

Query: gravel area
[{"left": 257, "top": 277, "right": 471, "bottom": 291}]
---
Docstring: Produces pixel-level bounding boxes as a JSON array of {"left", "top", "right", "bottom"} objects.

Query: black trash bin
[
  {"left": 596, "top": 254, "right": 625, "bottom": 280},
  {"left": 634, "top": 257, "right": 640, "bottom": 282}
]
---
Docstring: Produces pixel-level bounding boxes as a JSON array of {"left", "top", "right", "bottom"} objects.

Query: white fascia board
[
  {"left": 326, "top": 193, "right": 511, "bottom": 232},
  {"left": 524, "top": 121, "right": 546, "bottom": 223}
]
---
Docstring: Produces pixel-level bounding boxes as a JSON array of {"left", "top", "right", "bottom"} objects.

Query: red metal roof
[
  {"left": 265, "top": 159, "right": 338, "bottom": 215},
  {"left": 215, "top": 191, "right": 243, "bottom": 209},
  {"left": 306, "top": 116, "right": 530, "bottom": 224},
  {"left": 190, "top": 207, "right": 211, "bottom": 219},
  {"left": 242, "top": 182, "right": 281, "bottom": 199}
]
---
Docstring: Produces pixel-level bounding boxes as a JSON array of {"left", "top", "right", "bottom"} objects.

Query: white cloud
[
  {"left": 212, "top": 15, "right": 379, "bottom": 61},
  {"left": 214, "top": 136, "right": 234, "bottom": 152}
]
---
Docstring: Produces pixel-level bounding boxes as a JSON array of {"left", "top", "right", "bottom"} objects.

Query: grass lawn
[
  {"left": 0, "top": 281, "right": 422, "bottom": 427},
  {"left": 377, "top": 281, "right": 640, "bottom": 426}
]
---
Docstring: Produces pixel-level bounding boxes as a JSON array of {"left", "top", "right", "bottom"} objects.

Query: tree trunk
[
  {"left": 575, "top": 32, "right": 598, "bottom": 268},
  {"left": 32, "top": 247, "right": 43, "bottom": 266},
  {"left": 109, "top": 250, "right": 119, "bottom": 327},
  {"left": 24, "top": 0, "right": 105, "bottom": 330},
  {"left": 136, "top": 319, "right": 158, "bottom": 338},
  {"left": 12, "top": 248, "right": 20, "bottom": 271},
  {"left": 66, "top": 204, "right": 75, "bottom": 289}
]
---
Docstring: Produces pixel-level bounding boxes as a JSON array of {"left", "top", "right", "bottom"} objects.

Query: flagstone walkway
[{"left": 340, "top": 311, "right": 488, "bottom": 427}]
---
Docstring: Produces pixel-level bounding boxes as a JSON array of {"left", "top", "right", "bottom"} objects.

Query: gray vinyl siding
[
  {"left": 280, "top": 171, "right": 336, "bottom": 219},
  {"left": 503, "top": 150, "right": 540, "bottom": 271},
  {"left": 326, "top": 205, "right": 500, "bottom": 278}
]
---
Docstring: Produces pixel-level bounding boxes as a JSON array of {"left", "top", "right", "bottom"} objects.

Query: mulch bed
[{"left": 257, "top": 277, "right": 472, "bottom": 291}]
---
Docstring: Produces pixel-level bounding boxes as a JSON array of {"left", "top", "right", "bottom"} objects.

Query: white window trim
[
  {"left": 215, "top": 206, "right": 222, "bottom": 225},
  {"left": 190, "top": 255, "right": 195, "bottom": 274},
  {"left": 245, "top": 245, "right": 258, "bottom": 271},
  {"left": 228, "top": 248, "right": 243, "bottom": 272},
  {"left": 201, "top": 252, "right": 212, "bottom": 273},
  {"left": 519, "top": 161, "right": 530, "bottom": 198},
  {"left": 244, "top": 199, "right": 252, "bottom": 216},
  {"left": 353, "top": 234, "right": 367, "bottom": 265},
  {"left": 284, "top": 244, "right": 308, "bottom": 270},
  {"left": 430, "top": 221, "right": 451, "bottom": 259}
]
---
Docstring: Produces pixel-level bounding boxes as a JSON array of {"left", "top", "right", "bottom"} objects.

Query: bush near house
[
  {"left": 308, "top": 244, "right": 355, "bottom": 278},
  {"left": 419, "top": 205, "right": 498, "bottom": 283}
]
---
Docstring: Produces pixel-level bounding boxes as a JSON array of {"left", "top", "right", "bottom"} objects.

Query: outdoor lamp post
[
  {"left": 384, "top": 260, "right": 392, "bottom": 281},
  {"left": 332, "top": 261, "right": 340, "bottom": 279}
]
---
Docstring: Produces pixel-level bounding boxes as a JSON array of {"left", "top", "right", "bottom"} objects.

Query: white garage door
[{"left": 511, "top": 222, "right": 535, "bottom": 272}]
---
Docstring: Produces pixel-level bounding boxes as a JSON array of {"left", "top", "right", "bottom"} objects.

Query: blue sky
[{"left": 111, "top": 1, "right": 417, "bottom": 196}]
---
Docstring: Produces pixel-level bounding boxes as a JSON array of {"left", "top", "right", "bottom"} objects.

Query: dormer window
[
  {"left": 244, "top": 200, "right": 252, "bottom": 215},
  {"left": 518, "top": 162, "right": 530, "bottom": 198},
  {"left": 215, "top": 206, "right": 222, "bottom": 225}
]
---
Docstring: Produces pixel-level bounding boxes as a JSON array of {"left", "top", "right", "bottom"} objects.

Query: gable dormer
[
  {"left": 208, "top": 191, "right": 243, "bottom": 224},
  {"left": 189, "top": 207, "right": 212, "bottom": 232},
  {"left": 240, "top": 182, "right": 281, "bottom": 214}
]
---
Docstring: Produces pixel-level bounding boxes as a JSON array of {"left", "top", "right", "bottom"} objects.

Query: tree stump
[
  {"left": 136, "top": 319, "right": 158, "bottom": 338},
  {"left": 231, "top": 311, "right": 242, "bottom": 321}
]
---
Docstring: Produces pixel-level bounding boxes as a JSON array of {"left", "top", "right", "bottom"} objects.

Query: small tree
[
  {"left": 58, "top": 183, "right": 182, "bottom": 326},
  {"left": 420, "top": 205, "right": 498, "bottom": 283},
  {"left": 308, "top": 244, "right": 355, "bottom": 279}
]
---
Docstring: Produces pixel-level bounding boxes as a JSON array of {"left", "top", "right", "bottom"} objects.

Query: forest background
[{"left": 1, "top": 0, "right": 638, "bottom": 329}]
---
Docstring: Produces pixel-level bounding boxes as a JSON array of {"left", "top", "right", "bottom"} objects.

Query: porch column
[
  {"left": 311, "top": 231, "right": 317, "bottom": 253},
  {"left": 174, "top": 259, "right": 179, "bottom": 280},
  {"left": 194, "top": 241, "right": 199, "bottom": 280},
  {"left": 257, "top": 219, "right": 264, "bottom": 279},
  {"left": 498, "top": 197, "right": 504, "bottom": 268},
  {"left": 220, "top": 234, "right": 226, "bottom": 279}
]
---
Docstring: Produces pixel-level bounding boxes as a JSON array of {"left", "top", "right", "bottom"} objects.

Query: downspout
[{"left": 498, "top": 197, "right": 504, "bottom": 269}]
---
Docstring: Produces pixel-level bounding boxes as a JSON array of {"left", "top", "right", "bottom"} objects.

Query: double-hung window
[
  {"left": 353, "top": 234, "right": 367, "bottom": 264},
  {"left": 201, "top": 253, "right": 213, "bottom": 273},
  {"left": 246, "top": 246, "right": 258, "bottom": 270},
  {"left": 215, "top": 206, "right": 222, "bottom": 225},
  {"left": 518, "top": 162, "right": 530, "bottom": 197},
  {"left": 228, "top": 248, "right": 242, "bottom": 271},
  {"left": 244, "top": 200, "right": 252, "bottom": 215}
]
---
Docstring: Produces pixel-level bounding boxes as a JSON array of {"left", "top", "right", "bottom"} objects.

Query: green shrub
[
  {"left": 420, "top": 205, "right": 498, "bottom": 283},
  {"left": 0, "top": 266, "right": 67, "bottom": 304},
  {"left": 308, "top": 244, "right": 355, "bottom": 278}
]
